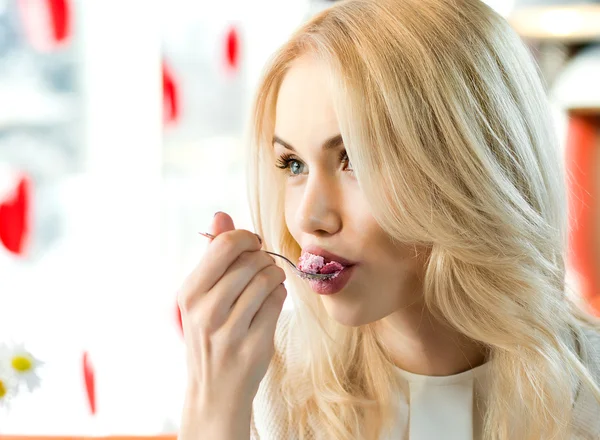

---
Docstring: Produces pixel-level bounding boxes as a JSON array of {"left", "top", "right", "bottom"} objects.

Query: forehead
[{"left": 275, "top": 55, "right": 340, "bottom": 143}]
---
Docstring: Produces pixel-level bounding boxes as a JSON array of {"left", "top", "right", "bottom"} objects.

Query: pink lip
[
  {"left": 308, "top": 265, "right": 355, "bottom": 295},
  {"left": 301, "top": 245, "right": 357, "bottom": 267},
  {"left": 300, "top": 245, "right": 357, "bottom": 295}
]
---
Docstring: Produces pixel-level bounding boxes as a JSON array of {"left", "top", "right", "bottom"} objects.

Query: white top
[
  {"left": 384, "top": 363, "right": 490, "bottom": 440},
  {"left": 250, "top": 310, "right": 600, "bottom": 439}
]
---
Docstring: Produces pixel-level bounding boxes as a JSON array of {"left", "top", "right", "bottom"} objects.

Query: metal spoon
[{"left": 198, "top": 232, "right": 336, "bottom": 281}]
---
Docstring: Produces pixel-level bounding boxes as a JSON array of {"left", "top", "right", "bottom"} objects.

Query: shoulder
[
  {"left": 579, "top": 326, "right": 600, "bottom": 385},
  {"left": 572, "top": 327, "right": 600, "bottom": 439},
  {"left": 250, "top": 309, "right": 299, "bottom": 440}
]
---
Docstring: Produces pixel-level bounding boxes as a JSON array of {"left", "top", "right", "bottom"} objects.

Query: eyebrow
[{"left": 273, "top": 134, "right": 344, "bottom": 152}]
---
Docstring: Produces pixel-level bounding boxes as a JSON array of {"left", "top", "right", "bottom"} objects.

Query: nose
[{"left": 295, "top": 172, "right": 342, "bottom": 237}]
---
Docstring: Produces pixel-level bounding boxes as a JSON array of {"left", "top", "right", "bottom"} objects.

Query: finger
[
  {"left": 205, "top": 250, "right": 276, "bottom": 312},
  {"left": 227, "top": 265, "right": 286, "bottom": 331},
  {"left": 179, "top": 230, "right": 262, "bottom": 310},
  {"left": 210, "top": 211, "right": 263, "bottom": 248},
  {"left": 211, "top": 212, "right": 235, "bottom": 237},
  {"left": 248, "top": 284, "right": 287, "bottom": 343}
]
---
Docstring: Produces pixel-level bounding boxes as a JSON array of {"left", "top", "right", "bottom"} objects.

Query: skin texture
[
  {"left": 275, "top": 55, "right": 485, "bottom": 376},
  {"left": 178, "top": 213, "right": 287, "bottom": 440}
]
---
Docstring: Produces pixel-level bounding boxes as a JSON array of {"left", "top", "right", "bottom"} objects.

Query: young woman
[{"left": 178, "top": 0, "right": 600, "bottom": 438}]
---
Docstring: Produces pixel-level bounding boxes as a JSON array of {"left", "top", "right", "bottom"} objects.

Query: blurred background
[{"left": 0, "top": 0, "right": 598, "bottom": 435}]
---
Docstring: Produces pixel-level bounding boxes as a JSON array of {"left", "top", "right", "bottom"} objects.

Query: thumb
[{"left": 211, "top": 211, "right": 235, "bottom": 237}]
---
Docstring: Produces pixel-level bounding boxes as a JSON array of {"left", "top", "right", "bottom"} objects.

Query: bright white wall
[
  {"left": 0, "top": 0, "right": 558, "bottom": 434},
  {"left": 1, "top": 0, "right": 166, "bottom": 433},
  {"left": 1, "top": 0, "right": 309, "bottom": 434}
]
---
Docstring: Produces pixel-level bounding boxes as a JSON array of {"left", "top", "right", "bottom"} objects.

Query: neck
[{"left": 375, "top": 300, "right": 487, "bottom": 376}]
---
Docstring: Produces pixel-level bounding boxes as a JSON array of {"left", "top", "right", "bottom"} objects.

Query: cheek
[
  {"left": 284, "top": 185, "right": 300, "bottom": 239},
  {"left": 359, "top": 216, "right": 427, "bottom": 280},
  {"left": 347, "top": 182, "right": 378, "bottom": 221},
  {"left": 346, "top": 195, "right": 381, "bottom": 241},
  {"left": 379, "top": 243, "right": 428, "bottom": 289}
]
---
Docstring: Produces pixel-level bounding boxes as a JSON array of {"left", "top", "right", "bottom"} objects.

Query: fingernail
[
  {"left": 255, "top": 234, "right": 263, "bottom": 245},
  {"left": 214, "top": 211, "right": 223, "bottom": 218}
]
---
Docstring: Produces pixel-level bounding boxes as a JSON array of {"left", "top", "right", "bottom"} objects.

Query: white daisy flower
[
  {"left": 0, "top": 366, "right": 18, "bottom": 408},
  {"left": 0, "top": 342, "right": 43, "bottom": 392}
]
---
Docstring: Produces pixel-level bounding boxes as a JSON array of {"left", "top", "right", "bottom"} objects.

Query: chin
[{"left": 321, "top": 297, "right": 378, "bottom": 327}]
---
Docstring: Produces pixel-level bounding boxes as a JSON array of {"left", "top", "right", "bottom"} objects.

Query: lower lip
[{"left": 308, "top": 265, "right": 355, "bottom": 295}]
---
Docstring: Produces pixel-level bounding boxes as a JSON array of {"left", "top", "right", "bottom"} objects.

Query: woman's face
[{"left": 274, "top": 55, "right": 427, "bottom": 326}]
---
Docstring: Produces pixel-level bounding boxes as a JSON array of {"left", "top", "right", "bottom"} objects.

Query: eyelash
[{"left": 275, "top": 150, "right": 353, "bottom": 176}]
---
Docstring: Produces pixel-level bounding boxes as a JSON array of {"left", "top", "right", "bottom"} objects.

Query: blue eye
[
  {"left": 289, "top": 160, "right": 304, "bottom": 175},
  {"left": 275, "top": 151, "right": 353, "bottom": 176},
  {"left": 276, "top": 154, "right": 306, "bottom": 176}
]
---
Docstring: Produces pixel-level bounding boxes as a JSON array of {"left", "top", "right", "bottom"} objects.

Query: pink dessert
[
  {"left": 298, "top": 251, "right": 345, "bottom": 278},
  {"left": 320, "top": 261, "right": 345, "bottom": 274},
  {"left": 298, "top": 252, "right": 325, "bottom": 274}
]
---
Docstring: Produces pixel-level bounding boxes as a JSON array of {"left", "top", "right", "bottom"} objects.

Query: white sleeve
[{"left": 250, "top": 309, "right": 295, "bottom": 440}]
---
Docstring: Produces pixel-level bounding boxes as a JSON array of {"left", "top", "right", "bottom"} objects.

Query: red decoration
[
  {"left": 0, "top": 175, "right": 31, "bottom": 256},
  {"left": 162, "top": 61, "right": 180, "bottom": 125},
  {"left": 566, "top": 114, "right": 600, "bottom": 315},
  {"left": 224, "top": 27, "right": 240, "bottom": 71},
  {"left": 17, "top": 0, "right": 72, "bottom": 51},
  {"left": 82, "top": 351, "right": 96, "bottom": 415},
  {"left": 176, "top": 302, "right": 183, "bottom": 336}
]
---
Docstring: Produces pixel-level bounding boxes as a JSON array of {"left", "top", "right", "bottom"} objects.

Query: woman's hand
[{"left": 178, "top": 212, "right": 287, "bottom": 439}]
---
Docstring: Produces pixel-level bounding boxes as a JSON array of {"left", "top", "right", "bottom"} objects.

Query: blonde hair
[{"left": 247, "top": 0, "right": 600, "bottom": 438}]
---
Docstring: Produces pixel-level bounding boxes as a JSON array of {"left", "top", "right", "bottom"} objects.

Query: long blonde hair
[{"left": 247, "top": 0, "right": 600, "bottom": 438}]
